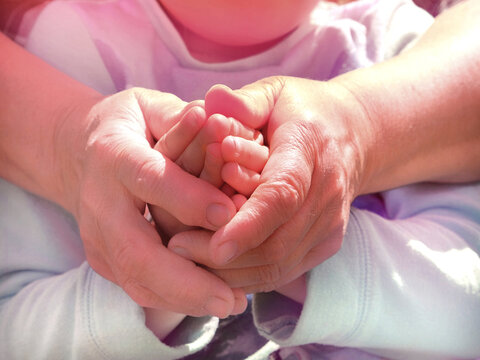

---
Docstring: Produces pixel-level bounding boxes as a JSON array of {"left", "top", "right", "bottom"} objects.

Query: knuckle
[
  {"left": 263, "top": 179, "right": 304, "bottom": 221},
  {"left": 325, "top": 227, "right": 344, "bottom": 255},
  {"left": 122, "top": 279, "right": 155, "bottom": 308},
  {"left": 205, "top": 114, "right": 228, "bottom": 141},
  {"left": 186, "top": 99, "right": 205, "bottom": 110},
  {"left": 257, "top": 263, "right": 282, "bottom": 289},
  {"left": 113, "top": 240, "right": 142, "bottom": 280},
  {"left": 161, "top": 277, "right": 203, "bottom": 313},
  {"left": 129, "top": 157, "right": 165, "bottom": 199},
  {"left": 258, "top": 76, "right": 286, "bottom": 102},
  {"left": 263, "top": 235, "right": 290, "bottom": 264}
]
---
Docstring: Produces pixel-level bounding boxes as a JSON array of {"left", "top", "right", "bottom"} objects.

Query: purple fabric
[{"left": 413, "top": 0, "right": 464, "bottom": 16}]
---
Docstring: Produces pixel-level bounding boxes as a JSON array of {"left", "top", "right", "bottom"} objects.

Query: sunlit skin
[
  {"left": 3, "top": 0, "right": 479, "bottom": 346},
  {"left": 151, "top": 0, "right": 323, "bottom": 303}
]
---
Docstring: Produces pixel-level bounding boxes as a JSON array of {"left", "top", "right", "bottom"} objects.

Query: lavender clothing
[{"left": 2, "top": 0, "right": 480, "bottom": 359}]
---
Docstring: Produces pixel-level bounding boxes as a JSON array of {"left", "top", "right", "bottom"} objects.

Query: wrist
[
  {"left": 144, "top": 307, "right": 187, "bottom": 341},
  {"left": 322, "top": 78, "right": 375, "bottom": 198},
  {"left": 276, "top": 275, "right": 306, "bottom": 304},
  {"left": 53, "top": 92, "right": 103, "bottom": 213}
]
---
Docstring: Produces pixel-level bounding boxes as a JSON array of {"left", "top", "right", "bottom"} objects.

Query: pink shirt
[
  {"left": 6, "top": 2, "right": 477, "bottom": 360},
  {"left": 10, "top": 0, "right": 432, "bottom": 100}
]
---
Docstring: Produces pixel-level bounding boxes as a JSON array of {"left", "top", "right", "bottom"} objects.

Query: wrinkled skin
[
  {"left": 65, "top": 88, "right": 246, "bottom": 317},
  {"left": 169, "top": 76, "right": 371, "bottom": 293}
]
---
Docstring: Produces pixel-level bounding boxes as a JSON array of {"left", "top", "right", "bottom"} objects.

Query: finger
[
  {"left": 177, "top": 114, "right": 260, "bottom": 176},
  {"left": 240, "top": 236, "right": 342, "bottom": 295},
  {"left": 148, "top": 204, "right": 191, "bottom": 241},
  {"left": 103, "top": 199, "right": 238, "bottom": 318},
  {"left": 222, "top": 162, "right": 261, "bottom": 197},
  {"left": 231, "top": 194, "right": 247, "bottom": 210},
  {"left": 209, "top": 144, "right": 313, "bottom": 264},
  {"left": 134, "top": 88, "right": 188, "bottom": 140},
  {"left": 221, "top": 183, "right": 236, "bottom": 197},
  {"left": 154, "top": 106, "right": 206, "bottom": 161},
  {"left": 199, "top": 143, "right": 224, "bottom": 187},
  {"left": 205, "top": 79, "right": 284, "bottom": 129},
  {"left": 221, "top": 135, "right": 269, "bottom": 173},
  {"left": 117, "top": 144, "right": 236, "bottom": 230},
  {"left": 167, "top": 230, "right": 247, "bottom": 314},
  {"left": 231, "top": 288, "right": 248, "bottom": 315},
  {"left": 213, "top": 201, "right": 346, "bottom": 293},
  {"left": 169, "top": 229, "right": 215, "bottom": 265},
  {"left": 210, "top": 166, "right": 343, "bottom": 269}
]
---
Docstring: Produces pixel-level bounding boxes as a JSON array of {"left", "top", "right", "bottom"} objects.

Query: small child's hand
[
  {"left": 144, "top": 307, "right": 186, "bottom": 341},
  {"left": 149, "top": 111, "right": 264, "bottom": 239},
  {"left": 220, "top": 135, "right": 269, "bottom": 198},
  {"left": 165, "top": 135, "right": 270, "bottom": 265},
  {"left": 202, "top": 135, "right": 269, "bottom": 211}
]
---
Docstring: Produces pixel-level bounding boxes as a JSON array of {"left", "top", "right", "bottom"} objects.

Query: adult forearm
[
  {"left": 0, "top": 33, "right": 101, "bottom": 208},
  {"left": 333, "top": 0, "right": 480, "bottom": 194}
]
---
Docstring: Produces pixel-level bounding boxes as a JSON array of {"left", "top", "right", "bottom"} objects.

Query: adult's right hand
[{"left": 61, "top": 88, "right": 245, "bottom": 317}]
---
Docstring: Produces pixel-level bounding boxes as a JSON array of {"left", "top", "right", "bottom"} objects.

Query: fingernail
[
  {"left": 206, "top": 203, "right": 233, "bottom": 228},
  {"left": 170, "top": 246, "right": 191, "bottom": 260},
  {"left": 216, "top": 241, "right": 237, "bottom": 264},
  {"left": 232, "top": 292, "right": 248, "bottom": 315},
  {"left": 204, "top": 296, "right": 231, "bottom": 318}
]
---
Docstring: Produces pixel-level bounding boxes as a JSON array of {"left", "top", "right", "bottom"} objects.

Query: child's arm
[{"left": 143, "top": 307, "right": 187, "bottom": 341}]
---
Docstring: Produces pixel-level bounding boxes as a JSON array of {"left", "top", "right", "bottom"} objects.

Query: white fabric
[
  {"left": 3, "top": 0, "right": 474, "bottom": 359},
  {"left": 0, "top": 179, "right": 218, "bottom": 359},
  {"left": 254, "top": 184, "right": 480, "bottom": 359}
]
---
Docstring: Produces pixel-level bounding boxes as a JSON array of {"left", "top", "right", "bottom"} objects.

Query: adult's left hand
[{"left": 169, "top": 76, "right": 374, "bottom": 293}]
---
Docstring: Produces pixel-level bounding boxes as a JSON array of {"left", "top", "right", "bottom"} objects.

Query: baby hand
[
  {"left": 149, "top": 112, "right": 265, "bottom": 239},
  {"left": 166, "top": 134, "right": 270, "bottom": 262}
]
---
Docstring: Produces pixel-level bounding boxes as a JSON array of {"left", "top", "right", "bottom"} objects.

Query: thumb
[
  {"left": 134, "top": 88, "right": 204, "bottom": 140},
  {"left": 209, "top": 140, "right": 313, "bottom": 265},
  {"left": 117, "top": 142, "right": 237, "bottom": 231},
  {"left": 205, "top": 77, "right": 285, "bottom": 129}
]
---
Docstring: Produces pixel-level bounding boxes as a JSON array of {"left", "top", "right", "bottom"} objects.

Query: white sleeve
[
  {"left": 379, "top": 0, "right": 434, "bottom": 59},
  {"left": 0, "top": 179, "right": 216, "bottom": 359},
  {"left": 350, "top": 0, "right": 434, "bottom": 60},
  {"left": 254, "top": 182, "right": 480, "bottom": 359}
]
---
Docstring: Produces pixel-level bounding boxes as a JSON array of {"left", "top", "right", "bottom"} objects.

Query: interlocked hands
[{"left": 68, "top": 76, "right": 369, "bottom": 317}]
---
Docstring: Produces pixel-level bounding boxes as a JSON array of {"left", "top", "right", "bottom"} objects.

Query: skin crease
[
  {"left": 152, "top": 1, "right": 328, "bottom": 305},
  {"left": 0, "top": 0, "right": 324, "bottom": 342},
  {"left": 158, "top": 0, "right": 320, "bottom": 62},
  {"left": 4, "top": 0, "right": 479, "bottom": 347}
]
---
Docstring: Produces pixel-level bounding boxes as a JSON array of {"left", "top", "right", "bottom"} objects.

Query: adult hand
[
  {"left": 62, "top": 88, "right": 245, "bottom": 317},
  {"left": 169, "top": 76, "right": 372, "bottom": 293},
  {"left": 150, "top": 112, "right": 262, "bottom": 239}
]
